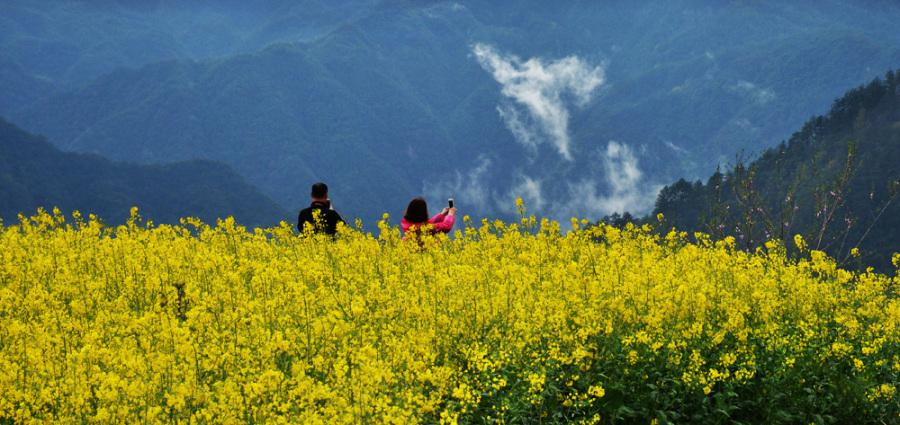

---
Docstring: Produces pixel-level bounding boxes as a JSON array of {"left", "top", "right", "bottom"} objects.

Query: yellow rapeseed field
[{"left": 1, "top": 207, "right": 898, "bottom": 424}]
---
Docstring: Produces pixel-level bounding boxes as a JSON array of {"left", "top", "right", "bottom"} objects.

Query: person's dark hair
[
  {"left": 404, "top": 197, "right": 429, "bottom": 224},
  {"left": 311, "top": 182, "right": 328, "bottom": 199}
]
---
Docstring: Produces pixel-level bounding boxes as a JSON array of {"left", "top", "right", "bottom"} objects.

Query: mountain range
[
  {"left": 3, "top": 0, "right": 900, "bottom": 225},
  {"left": 0, "top": 118, "right": 286, "bottom": 227}
]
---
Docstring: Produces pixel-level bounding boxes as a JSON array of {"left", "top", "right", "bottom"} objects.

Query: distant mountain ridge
[
  {"left": 5, "top": 1, "right": 900, "bottom": 224},
  {"left": 0, "top": 118, "right": 287, "bottom": 226},
  {"left": 651, "top": 70, "right": 900, "bottom": 271},
  {"left": 0, "top": 0, "right": 382, "bottom": 87}
]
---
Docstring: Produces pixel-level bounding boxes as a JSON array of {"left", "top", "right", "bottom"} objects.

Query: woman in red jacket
[{"left": 401, "top": 197, "right": 456, "bottom": 238}]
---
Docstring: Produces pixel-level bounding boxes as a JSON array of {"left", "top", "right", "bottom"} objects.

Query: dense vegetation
[
  {"left": 1, "top": 210, "right": 898, "bottom": 423},
  {"left": 3, "top": 3, "right": 899, "bottom": 423},
  {"left": 652, "top": 70, "right": 900, "bottom": 271},
  {"left": 0, "top": 118, "right": 286, "bottom": 226},
  {"left": 5, "top": 1, "right": 900, "bottom": 222}
]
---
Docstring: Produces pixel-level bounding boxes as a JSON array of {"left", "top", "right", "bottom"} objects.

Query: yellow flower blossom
[
  {"left": 0, "top": 209, "right": 897, "bottom": 423},
  {"left": 794, "top": 234, "right": 807, "bottom": 252}
]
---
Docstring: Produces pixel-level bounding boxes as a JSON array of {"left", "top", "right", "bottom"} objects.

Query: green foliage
[
  {"left": 0, "top": 118, "right": 286, "bottom": 226},
  {"left": 653, "top": 70, "right": 900, "bottom": 271}
]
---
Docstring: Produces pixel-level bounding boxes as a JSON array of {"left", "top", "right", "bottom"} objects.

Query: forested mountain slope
[
  {"left": 652, "top": 70, "right": 900, "bottom": 270},
  {"left": 0, "top": 118, "right": 286, "bottom": 226}
]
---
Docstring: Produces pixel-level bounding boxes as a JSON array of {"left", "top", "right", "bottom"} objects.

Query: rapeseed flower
[{"left": 0, "top": 209, "right": 897, "bottom": 423}]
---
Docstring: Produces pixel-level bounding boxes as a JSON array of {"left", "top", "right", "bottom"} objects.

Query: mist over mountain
[
  {"left": 0, "top": 0, "right": 380, "bottom": 85},
  {"left": 4, "top": 0, "right": 900, "bottom": 225},
  {"left": 0, "top": 118, "right": 286, "bottom": 226}
]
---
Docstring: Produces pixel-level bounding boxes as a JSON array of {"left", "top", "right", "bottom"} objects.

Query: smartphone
[{"left": 448, "top": 198, "right": 454, "bottom": 208}]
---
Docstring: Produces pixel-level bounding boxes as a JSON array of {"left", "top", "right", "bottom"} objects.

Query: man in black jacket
[{"left": 297, "top": 182, "right": 345, "bottom": 236}]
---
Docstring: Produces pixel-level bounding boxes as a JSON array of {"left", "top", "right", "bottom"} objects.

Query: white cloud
[
  {"left": 431, "top": 142, "right": 660, "bottom": 221},
  {"left": 664, "top": 140, "right": 689, "bottom": 155},
  {"left": 424, "top": 2, "right": 466, "bottom": 18},
  {"left": 733, "top": 80, "right": 776, "bottom": 105},
  {"left": 472, "top": 43, "right": 604, "bottom": 161},
  {"left": 605, "top": 141, "right": 642, "bottom": 195},
  {"left": 559, "top": 141, "right": 659, "bottom": 218},
  {"left": 496, "top": 106, "right": 537, "bottom": 150},
  {"left": 505, "top": 174, "right": 546, "bottom": 213},
  {"left": 423, "top": 156, "right": 492, "bottom": 213},
  {"left": 732, "top": 118, "right": 758, "bottom": 132},
  {"left": 460, "top": 45, "right": 660, "bottom": 222},
  {"left": 425, "top": 161, "right": 553, "bottom": 218}
]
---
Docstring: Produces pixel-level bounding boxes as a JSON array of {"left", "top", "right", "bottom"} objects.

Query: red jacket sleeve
[{"left": 429, "top": 213, "right": 455, "bottom": 233}]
